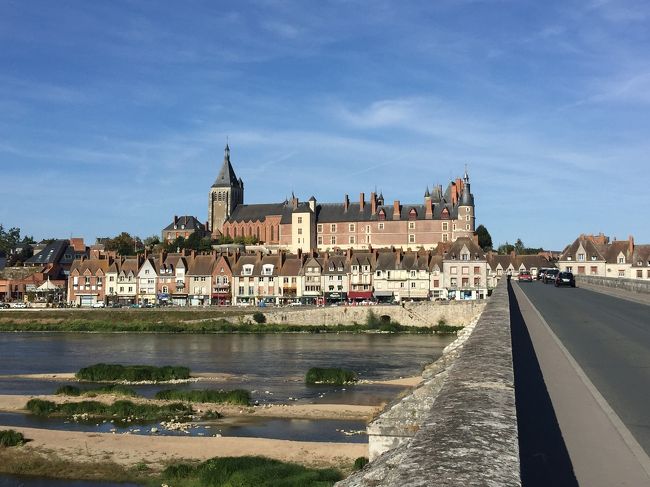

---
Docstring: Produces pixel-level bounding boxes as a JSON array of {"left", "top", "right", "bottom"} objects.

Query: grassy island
[
  {"left": 155, "top": 389, "right": 251, "bottom": 405},
  {"left": 306, "top": 367, "right": 357, "bottom": 385},
  {"left": 75, "top": 363, "right": 190, "bottom": 382},
  {"left": 25, "top": 398, "right": 197, "bottom": 421}
]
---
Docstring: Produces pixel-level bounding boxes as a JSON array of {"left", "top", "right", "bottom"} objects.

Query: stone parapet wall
[
  {"left": 260, "top": 301, "right": 486, "bottom": 327},
  {"left": 575, "top": 274, "right": 650, "bottom": 294},
  {"left": 336, "top": 278, "right": 519, "bottom": 486}
]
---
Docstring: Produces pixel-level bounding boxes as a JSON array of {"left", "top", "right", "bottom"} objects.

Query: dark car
[
  {"left": 543, "top": 268, "right": 559, "bottom": 284},
  {"left": 555, "top": 271, "right": 576, "bottom": 288}
]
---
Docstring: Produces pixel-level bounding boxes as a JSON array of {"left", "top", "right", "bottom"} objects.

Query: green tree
[
  {"left": 475, "top": 224, "right": 493, "bottom": 251},
  {"left": 143, "top": 235, "right": 160, "bottom": 250},
  {"left": 514, "top": 238, "right": 525, "bottom": 255},
  {"left": 105, "top": 232, "right": 139, "bottom": 256},
  {"left": 497, "top": 242, "right": 515, "bottom": 255}
]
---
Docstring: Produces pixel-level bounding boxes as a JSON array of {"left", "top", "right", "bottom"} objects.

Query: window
[
  {"left": 298, "top": 228, "right": 302, "bottom": 235},
  {"left": 317, "top": 224, "right": 323, "bottom": 232},
  {"left": 349, "top": 236, "right": 355, "bottom": 244},
  {"left": 317, "top": 236, "right": 323, "bottom": 245},
  {"left": 298, "top": 217, "right": 303, "bottom": 224},
  {"left": 578, "top": 266, "right": 585, "bottom": 274},
  {"left": 591, "top": 256, "right": 597, "bottom": 261},
  {"left": 462, "top": 267, "right": 469, "bottom": 275},
  {"left": 451, "top": 266, "right": 457, "bottom": 274},
  {"left": 442, "top": 222, "right": 448, "bottom": 231},
  {"left": 331, "top": 236, "right": 336, "bottom": 245},
  {"left": 109, "top": 276, "right": 114, "bottom": 281},
  {"left": 331, "top": 224, "right": 337, "bottom": 232},
  {"left": 85, "top": 276, "right": 90, "bottom": 285},
  {"left": 474, "top": 266, "right": 480, "bottom": 274},
  {"left": 365, "top": 225, "right": 370, "bottom": 233},
  {"left": 378, "top": 223, "right": 384, "bottom": 230},
  {"left": 349, "top": 223, "right": 355, "bottom": 232},
  {"left": 443, "top": 233, "right": 448, "bottom": 242},
  {"left": 618, "top": 269, "right": 625, "bottom": 277},
  {"left": 145, "top": 269, "right": 149, "bottom": 275},
  {"left": 408, "top": 234, "right": 415, "bottom": 243},
  {"left": 466, "top": 224, "right": 470, "bottom": 230},
  {"left": 461, "top": 253, "right": 469, "bottom": 261},
  {"left": 411, "top": 282, "right": 416, "bottom": 288},
  {"left": 408, "top": 221, "right": 415, "bottom": 230},
  {"left": 466, "top": 207, "right": 470, "bottom": 213},
  {"left": 618, "top": 256, "right": 625, "bottom": 264},
  {"left": 128, "top": 286, "right": 132, "bottom": 292},
  {"left": 636, "top": 270, "right": 642, "bottom": 278},
  {"left": 578, "top": 253, "right": 585, "bottom": 261},
  {"left": 410, "top": 270, "right": 416, "bottom": 278}
]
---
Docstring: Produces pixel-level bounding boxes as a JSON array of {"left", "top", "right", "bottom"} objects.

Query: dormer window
[
  {"left": 591, "top": 256, "right": 597, "bottom": 261},
  {"left": 181, "top": 224, "right": 185, "bottom": 229},
  {"left": 262, "top": 264, "right": 274, "bottom": 276},
  {"left": 378, "top": 209, "right": 386, "bottom": 221},
  {"left": 174, "top": 225, "right": 177, "bottom": 229},
  {"left": 461, "top": 253, "right": 469, "bottom": 261},
  {"left": 242, "top": 265, "right": 254, "bottom": 276},
  {"left": 618, "top": 257, "right": 625, "bottom": 264},
  {"left": 408, "top": 208, "right": 417, "bottom": 220}
]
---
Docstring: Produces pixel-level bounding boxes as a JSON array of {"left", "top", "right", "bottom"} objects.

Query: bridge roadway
[{"left": 515, "top": 280, "right": 650, "bottom": 486}]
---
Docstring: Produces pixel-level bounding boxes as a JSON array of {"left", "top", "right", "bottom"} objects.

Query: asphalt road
[{"left": 518, "top": 281, "right": 650, "bottom": 456}]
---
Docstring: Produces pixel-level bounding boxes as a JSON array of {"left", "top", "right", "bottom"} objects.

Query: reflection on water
[{"left": 0, "top": 333, "right": 453, "bottom": 405}]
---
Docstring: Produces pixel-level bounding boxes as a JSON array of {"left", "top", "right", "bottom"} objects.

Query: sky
[{"left": 0, "top": 0, "right": 648, "bottom": 250}]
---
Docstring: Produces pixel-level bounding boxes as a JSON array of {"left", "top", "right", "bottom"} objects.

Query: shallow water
[
  {"left": 0, "top": 333, "right": 452, "bottom": 405},
  {"left": 0, "top": 412, "right": 367, "bottom": 443}
]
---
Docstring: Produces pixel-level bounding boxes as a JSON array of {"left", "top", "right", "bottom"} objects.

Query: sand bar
[{"left": 0, "top": 425, "right": 367, "bottom": 468}]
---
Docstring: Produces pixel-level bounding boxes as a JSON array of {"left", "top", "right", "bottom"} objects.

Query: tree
[
  {"left": 497, "top": 242, "right": 515, "bottom": 255},
  {"left": 475, "top": 224, "right": 493, "bottom": 251},
  {"left": 143, "top": 235, "right": 160, "bottom": 250},
  {"left": 514, "top": 238, "right": 525, "bottom": 255},
  {"left": 105, "top": 232, "right": 139, "bottom": 256}
]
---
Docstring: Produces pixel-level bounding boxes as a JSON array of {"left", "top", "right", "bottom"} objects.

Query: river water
[{"left": 0, "top": 332, "right": 453, "bottom": 485}]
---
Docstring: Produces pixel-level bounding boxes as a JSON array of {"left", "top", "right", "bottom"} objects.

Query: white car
[
  {"left": 12, "top": 302, "right": 27, "bottom": 308},
  {"left": 91, "top": 302, "right": 106, "bottom": 308},
  {"left": 288, "top": 301, "right": 303, "bottom": 307}
]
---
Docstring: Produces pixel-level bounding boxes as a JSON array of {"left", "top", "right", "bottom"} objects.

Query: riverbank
[{"left": 0, "top": 300, "right": 483, "bottom": 330}]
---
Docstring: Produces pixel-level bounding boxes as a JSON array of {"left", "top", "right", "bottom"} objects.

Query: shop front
[
  {"left": 324, "top": 291, "right": 347, "bottom": 304},
  {"left": 211, "top": 292, "right": 230, "bottom": 306},
  {"left": 373, "top": 290, "right": 394, "bottom": 304},
  {"left": 348, "top": 290, "right": 373, "bottom": 302}
]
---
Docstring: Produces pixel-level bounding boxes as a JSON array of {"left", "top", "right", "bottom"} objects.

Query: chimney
[
  {"left": 370, "top": 192, "right": 377, "bottom": 215},
  {"left": 629, "top": 235, "right": 634, "bottom": 255},
  {"left": 346, "top": 247, "right": 352, "bottom": 260},
  {"left": 174, "top": 215, "right": 178, "bottom": 225},
  {"left": 393, "top": 200, "right": 401, "bottom": 220},
  {"left": 360, "top": 192, "right": 365, "bottom": 211},
  {"left": 297, "top": 248, "right": 302, "bottom": 259},
  {"left": 425, "top": 198, "right": 433, "bottom": 219},
  {"left": 344, "top": 194, "right": 349, "bottom": 212}
]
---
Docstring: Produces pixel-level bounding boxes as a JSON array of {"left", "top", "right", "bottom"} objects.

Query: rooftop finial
[{"left": 464, "top": 164, "right": 469, "bottom": 182}]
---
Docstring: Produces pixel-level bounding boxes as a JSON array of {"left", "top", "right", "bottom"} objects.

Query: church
[{"left": 208, "top": 145, "right": 476, "bottom": 252}]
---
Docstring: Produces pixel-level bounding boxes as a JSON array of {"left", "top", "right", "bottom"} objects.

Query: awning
[
  {"left": 373, "top": 291, "right": 394, "bottom": 297},
  {"left": 348, "top": 291, "right": 373, "bottom": 299}
]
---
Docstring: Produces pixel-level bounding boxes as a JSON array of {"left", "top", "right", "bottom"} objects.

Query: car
[
  {"left": 555, "top": 271, "right": 576, "bottom": 288},
  {"left": 543, "top": 269, "right": 559, "bottom": 284},
  {"left": 288, "top": 301, "right": 303, "bottom": 307},
  {"left": 0, "top": 303, "right": 10, "bottom": 309},
  {"left": 12, "top": 302, "right": 27, "bottom": 308},
  {"left": 537, "top": 268, "right": 549, "bottom": 281},
  {"left": 91, "top": 302, "right": 106, "bottom": 308},
  {"left": 518, "top": 271, "right": 533, "bottom": 282}
]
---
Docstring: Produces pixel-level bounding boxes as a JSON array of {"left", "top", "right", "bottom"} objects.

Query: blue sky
[{"left": 1, "top": 0, "right": 648, "bottom": 250}]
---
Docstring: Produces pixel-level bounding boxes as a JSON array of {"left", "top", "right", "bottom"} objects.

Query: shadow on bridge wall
[{"left": 509, "top": 281, "right": 579, "bottom": 487}]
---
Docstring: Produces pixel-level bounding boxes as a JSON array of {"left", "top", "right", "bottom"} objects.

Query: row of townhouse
[
  {"left": 558, "top": 234, "right": 650, "bottom": 280},
  {"left": 67, "top": 237, "right": 555, "bottom": 307}
]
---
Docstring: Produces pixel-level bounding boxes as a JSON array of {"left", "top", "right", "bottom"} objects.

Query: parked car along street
[
  {"left": 518, "top": 271, "right": 533, "bottom": 282},
  {"left": 543, "top": 269, "right": 560, "bottom": 284}
]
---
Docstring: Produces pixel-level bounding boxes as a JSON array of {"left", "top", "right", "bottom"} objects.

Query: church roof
[{"left": 212, "top": 145, "right": 242, "bottom": 188}]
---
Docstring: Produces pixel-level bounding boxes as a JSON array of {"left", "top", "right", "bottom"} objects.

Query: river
[{"left": 0, "top": 332, "right": 453, "bottom": 485}]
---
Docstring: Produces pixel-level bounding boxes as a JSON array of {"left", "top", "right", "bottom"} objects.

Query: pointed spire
[
  {"left": 211, "top": 144, "right": 241, "bottom": 188},
  {"left": 464, "top": 164, "right": 469, "bottom": 183},
  {"left": 424, "top": 186, "right": 430, "bottom": 198}
]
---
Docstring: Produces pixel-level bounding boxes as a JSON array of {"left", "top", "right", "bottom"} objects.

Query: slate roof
[
  {"left": 486, "top": 254, "right": 513, "bottom": 270},
  {"left": 315, "top": 201, "right": 457, "bottom": 223},
  {"left": 602, "top": 240, "right": 631, "bottom": 264},
  {"left": 212, "top": 145, "right": 242, "bottom": 188},
  {"left": 25, "top": 240, "right": 69, "bottom": 266},
  {"left": 163, "top": 216, "right": 206, "bottom": 232},
  {"left": 279, "top": 256, "right": 303, "bottom": 276},
  {"left": 322, "top": 254, "right": 349, "bottom": 274},
  {"left": 228, "top": 203, "right": 288, "bottom": 223},
  {"left": 444, "top": 237, "right": 485, "bottom": 260}
]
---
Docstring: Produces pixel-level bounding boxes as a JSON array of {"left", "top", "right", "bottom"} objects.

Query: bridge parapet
[
  {"left": 575, "top": 274, "right": 650, "bottom": 294},
  {"left": 337, "top": 278, "right": 519, "bottom": 487}
]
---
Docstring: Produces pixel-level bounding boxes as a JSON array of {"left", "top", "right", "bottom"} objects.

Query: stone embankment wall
[
  {"left": 575, "top": 274, "right": 650, "bottom": 294},
  {"left": 336, "top": 279, "right": 519, "bottom": 487},
  {"left": 261, "top": 301, "right": 486, "bottom": 327}
]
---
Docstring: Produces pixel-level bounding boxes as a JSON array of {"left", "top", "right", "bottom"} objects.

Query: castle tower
[
  {"left": 457, "top": 167, "right": 475, "bottom": 236},
  {"left": 208, "top": 144, "right": 244, "bottom": 235}
]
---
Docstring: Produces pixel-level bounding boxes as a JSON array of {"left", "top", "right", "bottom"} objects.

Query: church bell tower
[{"left": 208, "top": 144, "right": 244, "bottom": 235}]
